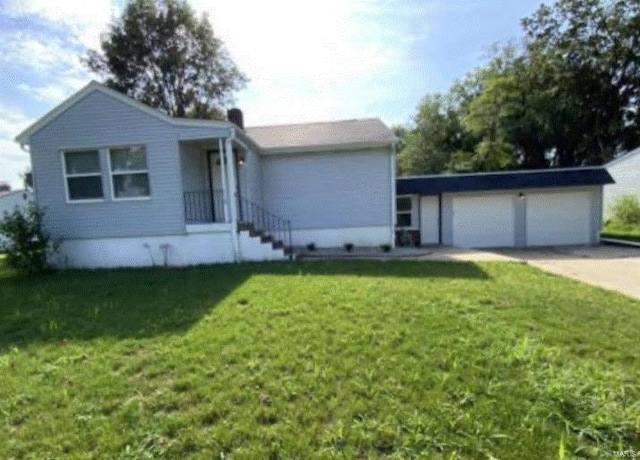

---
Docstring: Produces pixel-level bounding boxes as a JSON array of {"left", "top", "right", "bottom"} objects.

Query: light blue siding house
[{"left": 15, "top": 82, "right": 395, "bottom": 268}]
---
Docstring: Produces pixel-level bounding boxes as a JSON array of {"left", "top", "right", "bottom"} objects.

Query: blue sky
[{"left": 0, "top": 0, "right": 545, "bottom": 188}]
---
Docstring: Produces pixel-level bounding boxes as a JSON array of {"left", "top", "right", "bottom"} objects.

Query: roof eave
[
  {"left": 397, "top": 168, "right": 614, "bottom": 195},
  {"left": 606, "top": 146, "right": 640, "bottom": 168},
  {"left": 14, "top": 81, "right": 239, "bottom": 146},
  {"left": 232, "top": 127, "right": 262, "bottom": 153},
  {"left": 259, "top": 140, "right": 394, "bottom": 155},
  {"left": 14, "top": 81, "right": 175, "bottom": 146}
]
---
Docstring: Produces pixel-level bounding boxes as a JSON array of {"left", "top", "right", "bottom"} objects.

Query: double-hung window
[
  {"left": 396, "top": 196, "right": 413, "bottom": 227},
  {"left": 109, "top": 146, "right": 151, "bottom": 199},
  {"left": 63, "top": 150, "right": 104, "bottom": 201}
]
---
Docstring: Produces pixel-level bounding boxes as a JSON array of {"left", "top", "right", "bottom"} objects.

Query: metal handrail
[
  {"left": 184, "top": 190, "right": 292, "bottom": 250},
  {"left": 238, "top": 197, "right": 292, "bottom": 250},
  {"left": 183, "top": 189, "right": 226, "bottom": 223}
]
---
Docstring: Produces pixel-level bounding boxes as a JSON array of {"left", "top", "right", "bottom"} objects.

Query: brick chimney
[{"left": 227, "top": 108, "right": 244, "bottom": 129}]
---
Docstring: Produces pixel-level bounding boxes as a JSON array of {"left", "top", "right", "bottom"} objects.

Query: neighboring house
[
  {"left": 0, "top": 189, "right": 35, "bottom": 250},
  {"left": 397, "top": 168, "right": 613, "bottom": 248},
  {"left": 14, "top": 81, "right": 396, "bottom": 268},
  {"left": 0, "top": 189, "right": 33, "bottom": 216},
  {"left": 603, "top": 147, "right": 640, "bottom": 217}
]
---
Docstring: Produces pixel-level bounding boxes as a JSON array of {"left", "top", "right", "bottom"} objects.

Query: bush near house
[
  {"left": 0, "top": 260, "right": 639, "bottom": 458},
  {"left": 0, "top": 202, "right": 56, "bottom": 273},
  {"left": 610, "top": 194, "right": 640, "bottom": 226},
  {"left": 603, "top": 194, "right": 640, "bottom": 242}
]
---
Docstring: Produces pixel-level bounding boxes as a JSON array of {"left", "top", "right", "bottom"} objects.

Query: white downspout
[
  {"left": 390, "top": 141, "right": 397, "bottom": 247},
  {"left": 20, "top": 143, "right": 36, "bottom": 195},
  {"left": 225, "top": 133, "right": 241, "bottom": 262},
  {"left": 218, "top": 138, "right": 229, "bottom": 222}
]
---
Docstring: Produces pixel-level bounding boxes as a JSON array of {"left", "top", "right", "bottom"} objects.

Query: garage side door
[
  {"left": 526, "top": 192, "right": 592, "bottom": 246},
  {"left": 452, "top": 195, "right": 515, "bottom": 248}
]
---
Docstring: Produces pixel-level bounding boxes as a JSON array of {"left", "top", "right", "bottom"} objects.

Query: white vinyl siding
[
  {"left": 526, "top": 191, "right": 592, "bottom": 246},
  {"left": 419, "top": 196, "right": 439, "bottom": 245},
  {"left": 261, "top": 149, "right": 392, "bottom": 230},
  {"left": 451, "top": 194, "right": 515, "bottom": 248},
  {"left": 604, "top": 151, "right": 640, "bottom": 217},
  {"left": 62, "top": 150, "right": 104, "bottom": 202},
  {"left": 108, "top": 145, "right": 151, "bottom": 200},
  {"left": 31, "top": 90, "right": 186, "bottom": 239}
]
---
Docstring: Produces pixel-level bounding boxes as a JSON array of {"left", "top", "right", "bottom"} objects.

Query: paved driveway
[{"left": 495, "top": 245, "right": 640, "bottom": 300}]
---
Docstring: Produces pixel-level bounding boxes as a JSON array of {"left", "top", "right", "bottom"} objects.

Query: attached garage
[
  {"left": 451, "top": 194, "right": 515, "bottom": 248},
  {"left": 525, "top": 191, "right": 593, "bottom": 246},
  {"left": 396, "top": 168, "right": 614, "bottom": 248}
]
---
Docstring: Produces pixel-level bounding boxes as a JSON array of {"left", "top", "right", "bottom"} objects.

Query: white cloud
[
  {"left": 188, "top": 0, "right": 413, "bottom": 126},
  {"left": 0, "top": 105, "right": 33, "bottom": 189},
  {"left": 3, "top": 0, "right": 116, "bottom": 49},
  {"left": 0, "top": 30, "right": 91, "bottom": 105},
  {"left": 0, "top": 32, "right": 84, "bottom": 73},
  {"left": 0, "top": 0, "right": 428, "bottom": 136},
  {"left": 0, "top": 104, "right": 30, "bottom": 138}
]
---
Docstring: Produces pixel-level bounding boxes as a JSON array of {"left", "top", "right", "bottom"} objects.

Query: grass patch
[
  {"left": 1, "top": 259, "right": 639, "bottom": 458},
  {"left": 602, "top": 222, "right": 640, "bottom": 242}
]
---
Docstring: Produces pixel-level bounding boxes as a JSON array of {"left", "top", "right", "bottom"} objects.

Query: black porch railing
[
  {"left": 183, "top": 189, "right": 226, "bottom": 223},
  {"left": 184, "top": 190, "right": 292, "bottom": 251},
  {"left": 238, "top": 197, "right": 292, "bottom": 250}
]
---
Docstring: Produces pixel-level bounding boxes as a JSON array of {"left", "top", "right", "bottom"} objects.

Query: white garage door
[
  {"left": 526, "top": 192, "right": 592, "bottom": 246},
  {"left": 452, "top": 195, "right": 515, "bottom": 248}
]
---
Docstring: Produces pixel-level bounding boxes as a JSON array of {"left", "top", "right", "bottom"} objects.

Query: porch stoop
[
  {"left": 238, "top": 198, "right": 294, "bottom": 260},
  {"left": 238, "top": 225, "right": 293, "bottom": 261}
]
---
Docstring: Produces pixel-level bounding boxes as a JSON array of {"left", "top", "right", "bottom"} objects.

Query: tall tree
[
  {"left": 520, "top": 0, "right": 640, "bottom": 165},
  {"left": 396, "top": 92, "right": 479, "bottom": 176},
  {"left": 401, "top": 0, "right": 640, "bottom": 174},
  {"left": 85, "top": 0, "right": 247, "bottom": 119},
  {"left": 461, "top": 46, "right": 552, "bottom": 169}
]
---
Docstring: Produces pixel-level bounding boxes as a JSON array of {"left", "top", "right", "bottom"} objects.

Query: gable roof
[
  {"left": 245, "top": 118, "right": 394, "bottom": 153},
  {"left": 15, "top": 81, "right": 233, "bottom": 146},
  {"left": 397, "top": 167, "right": 614, "bottom": 195},
  {"left": 606, "top": 146, "right": 640, "bottom": 168},
  {"left": 15, "top": 81, "right": 393, "bottom": 153}
]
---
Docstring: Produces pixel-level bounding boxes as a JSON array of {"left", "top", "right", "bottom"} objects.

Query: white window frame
[
  {"left": 396, "top": 195, "right": 417, "bottom": 229},
  {"left": 107, "top": 145, "right": 151, "bottom": 201},
  {"left": 61, "top": 149, "right": 105, "bottom": 203}
]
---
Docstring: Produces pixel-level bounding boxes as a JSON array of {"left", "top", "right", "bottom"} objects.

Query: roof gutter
[{"left": 259, "top": 140, "right": 394, "bottom": 156}]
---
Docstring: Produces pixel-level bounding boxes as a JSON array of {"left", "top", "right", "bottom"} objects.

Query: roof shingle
[{"left": 245, "top": 118, "right": 394, "bottom": 151}]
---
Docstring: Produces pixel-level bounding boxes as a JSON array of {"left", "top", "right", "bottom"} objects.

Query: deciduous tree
[{"left": 84, "top": 0, "right": 247, "bottom": 119}]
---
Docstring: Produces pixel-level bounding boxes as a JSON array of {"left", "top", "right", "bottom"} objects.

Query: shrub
[
  {"left": 344, "top": 243, "right": 354, "bottom": 252},
  {"left": 0, "top": 203, "right": 57, "bottom": 273},
  {"left": 609, "top": 194, "right": 640, "bottom": 226}
]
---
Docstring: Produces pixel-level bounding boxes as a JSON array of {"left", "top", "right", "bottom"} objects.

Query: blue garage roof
[{"left": 397, "top": 167, "right": 614, "bottom": 195}]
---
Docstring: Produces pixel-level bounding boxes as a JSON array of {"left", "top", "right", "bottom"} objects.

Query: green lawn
[
  {"left": 1, "top": 260, "right": 639, "bottom": 459},
  {"left": 602, "top": 222, "right": 640, "bottom": 242}
]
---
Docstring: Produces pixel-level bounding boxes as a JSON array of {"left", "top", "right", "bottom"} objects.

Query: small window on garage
[{"left": 396, "top": 196, "right": 413, "bottom": 227}]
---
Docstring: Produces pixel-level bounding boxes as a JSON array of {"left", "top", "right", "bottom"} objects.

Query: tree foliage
[
  {"left": 84, "top": 0, "right": 247, "bottom": 119},
  {"left": 396, "top": 93, "right": 479, "bottom": 175},
  {"left": 399, "top": 0, "right": 640, "bottom": 175}
]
